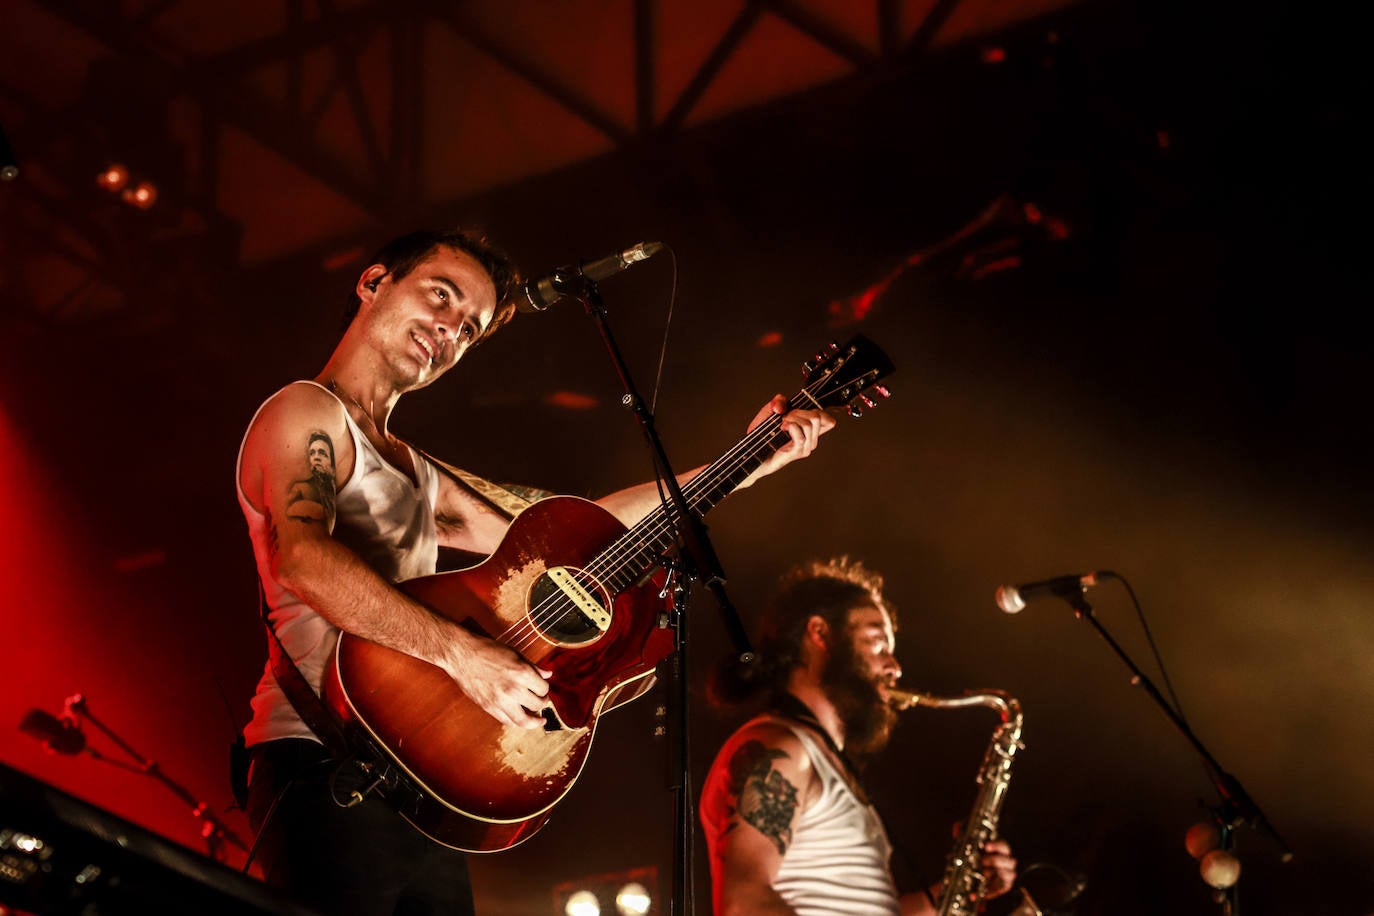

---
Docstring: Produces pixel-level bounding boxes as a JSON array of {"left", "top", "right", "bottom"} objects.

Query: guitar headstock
[{"left": 801, "top": 335, "right": 895, "bottom": 418}]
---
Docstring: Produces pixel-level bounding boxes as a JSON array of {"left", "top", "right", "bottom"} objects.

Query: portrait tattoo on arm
[
  {"left": 723, "top": 740, "right": 799, "bottom": 855},
  {"left": 264, "top": 507, "right": 280, "bottom": 559},
  {"left": 285, "top": 430, "right": 337, "bottom": 526}
]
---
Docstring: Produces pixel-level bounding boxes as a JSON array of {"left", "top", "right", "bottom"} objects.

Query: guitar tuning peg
[
  {"left": 860, "top": 394, "right": 877, "bottom": 409},
  {"left": 801, "top": 359, "right": 816, "bottom": 376},
  {"left": 873, "top": 384, "right": 891, "bottom": 399},
  {"left": 848, "top": 403, "right": 865, "bottom": 418},
  {"left": 826, "top": 341, "right": 840, "bottom": 354}
]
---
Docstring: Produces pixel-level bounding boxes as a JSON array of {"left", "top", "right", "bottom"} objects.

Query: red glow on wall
[
  {"left": 321, "top": 245, "right": 366, "bottom": 272},
  {"left": 756, "top": 331, "right": 784, "bottom": 348},
  {"left": 0, "top": 405, "right": 226, "bottom": 858},
  {"left": 544, "top": 390, "right": 600, "bottom": 410},
  {"left": 828, "top": 276, "right": 893, "bottom": 325}
]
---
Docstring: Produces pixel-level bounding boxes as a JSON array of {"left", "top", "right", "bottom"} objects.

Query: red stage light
[
  {"left": 980, "top": 46, "right": 1007, "bottom": 64},
  {"left": 544, "top": 391, "right": 599, "bottom": 410},
  {"left": 321, "top": 246, "right": 367, "bottom": 272},
  {"left": 122, "top": 181, "right": 158, "bottom": 210},
  {"left": 96, "top": 163, "right": 129, "bottom": 192},
  {"left": 756, "top": 331, "right": 783, "bottom": 348}
]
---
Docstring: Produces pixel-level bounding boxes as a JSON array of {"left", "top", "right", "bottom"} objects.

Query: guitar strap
[
  {"left": 414, "top": 448, "right": 549, "bottom": 521},
  {"left": 771, "top": 691, "right": 938, "bottom": 909},
  {"left": 259, "top": 584, "right": 356, "bottom": 761}
]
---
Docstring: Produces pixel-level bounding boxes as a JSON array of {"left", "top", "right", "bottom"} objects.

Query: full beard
[{"left": 822, "top": 645, "right": 898, "bottom": 759}]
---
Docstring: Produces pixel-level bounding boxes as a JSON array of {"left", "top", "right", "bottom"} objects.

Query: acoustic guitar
[{"left": 322, "top": 335, "right": 894, "bottom": 851}]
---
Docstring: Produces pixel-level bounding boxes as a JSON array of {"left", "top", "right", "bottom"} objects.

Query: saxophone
[{"left": 888, "top": 688, "right": 1041, "bottom": 916}]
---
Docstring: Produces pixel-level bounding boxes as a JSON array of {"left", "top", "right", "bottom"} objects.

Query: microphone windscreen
[
  {"left": 995, "top": 585, "right": 1026, "bottom": 614},
  {"left": 19, "top": 709, "right": 85, "bottom": 754}
]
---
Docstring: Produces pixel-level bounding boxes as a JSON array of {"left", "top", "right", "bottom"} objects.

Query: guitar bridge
[{"left": 548, "top": 567, "right": 611, "bottom": 632}]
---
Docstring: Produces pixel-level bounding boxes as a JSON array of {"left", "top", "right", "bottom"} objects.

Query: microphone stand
[
  {"left": 552, "top": 272, "right": 755, "bottom": 916},
  {"left": 59, "top": 694, "right": 247, "bottom": 863},
  {"left": 1062, "top": 595, "right": 1292, "bottom": 911}
]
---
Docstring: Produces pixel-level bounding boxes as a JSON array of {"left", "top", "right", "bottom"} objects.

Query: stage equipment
[
  {"left": 998, "top": 572, "right": 1292, "bottom": 914},
  {"left": 18, "top": 694, "right": 245, "bottom": 862},
  {"left": 995, "top": 571, "right": 1113, "bottom": 614},
  {"left": 888, "top": 689, "right": 1042, "bottom": 916},
  {"left": 95, "top": 163, "right": 129, "bottom": 192},
  {"left": 551, "top": 866, "right": 657, "bottom": 916},
  {"left": 517, "top": 241, "right": 664, "bottom": 313},
  {"left": 0, "top": 763, "right": 315, "bottom": 915}
]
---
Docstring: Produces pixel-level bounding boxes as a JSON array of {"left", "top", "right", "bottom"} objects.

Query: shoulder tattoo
[
  {"left": 723, "top": 739, "right": 799, "bottom": 855},
  {"left": 285, "top": 429, "right": 337, "bottom": 525}
]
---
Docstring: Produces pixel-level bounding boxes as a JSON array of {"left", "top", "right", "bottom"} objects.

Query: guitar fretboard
[{"left": 592, "top": 390, "right": 810, "bottom": 593}]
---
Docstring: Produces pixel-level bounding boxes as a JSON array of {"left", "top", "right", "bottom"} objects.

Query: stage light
[
  {"left": 553, "top": 866, "right": 657, "bottom": 916},
  {"left": 122, "top": 180, "right": 158, "bottom": 210},
  {"left": 1185, "top": 820, "right": 1222, "bottom": 858},
  {"left": 1200, "top": 849, "right": 1241, "bottom": 889},
  {"left": 564, "top": 890, "right": 600, "bottom": 916},
  {"left": 615, "top": 882, "right": 651, "bottom": 915},
  {"left": 96, "top": 163, "right": 129, "bottom": 192}
]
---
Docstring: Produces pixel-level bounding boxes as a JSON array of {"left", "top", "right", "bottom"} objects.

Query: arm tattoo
[
  {"left": 264, "top": 507, "right": 280, "bottom": 559},
  {"left": 285, "top": 430, "right": 337, "bottom": 526},
  {"left": 723, "top": 740, "right": 799, "bottom": 856}
]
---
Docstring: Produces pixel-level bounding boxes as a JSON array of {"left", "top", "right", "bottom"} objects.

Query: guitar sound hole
[{"left": 528, "top": 568, "right": 608, "bottom": 647}]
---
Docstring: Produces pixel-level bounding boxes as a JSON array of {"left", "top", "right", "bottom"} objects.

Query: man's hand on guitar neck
[
  {"left": 439, "top": 628, "right": 553, "bottom": 730},
  {"left": 595, "top": 396, "right": 836, "bottom": 527},
  {"left": 737, "top": 395, "right": 836, "bottom": 489}
]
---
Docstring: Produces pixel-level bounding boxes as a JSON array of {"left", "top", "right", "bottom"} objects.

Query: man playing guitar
[{"left": 234, "top": 228, "right": 834, "bottom": 915}]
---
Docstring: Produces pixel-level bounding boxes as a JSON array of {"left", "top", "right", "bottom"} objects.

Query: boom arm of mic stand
[
  {"left": 1065, "top": 598, "right": 1293, "bottom": 863},
  {"left": 65, "top": 695, "right": 248, "bottom": 856}
]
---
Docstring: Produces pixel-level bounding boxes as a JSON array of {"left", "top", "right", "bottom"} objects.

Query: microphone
[
  {"left": 19, "top": 708, "right": 86, "bottom": 755},
  {"left": 516, "top": 241, "right": 664, "bottom": 313},
  {"left": 995, "top": 571, "right": 1113, "bottom": 614}
]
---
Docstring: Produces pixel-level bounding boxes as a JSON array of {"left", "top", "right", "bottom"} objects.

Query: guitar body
[{"left": 322, "top": 496, "right": 677, "bottom": 852}]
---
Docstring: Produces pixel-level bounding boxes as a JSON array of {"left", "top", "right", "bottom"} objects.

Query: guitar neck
[{"left": 593, "top": 391, "right": 811, "bottom": 594}]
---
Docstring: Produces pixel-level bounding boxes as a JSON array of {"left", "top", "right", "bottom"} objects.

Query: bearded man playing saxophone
[{"left": 699, "top": 558, "right": 1020, "bottom": 915}]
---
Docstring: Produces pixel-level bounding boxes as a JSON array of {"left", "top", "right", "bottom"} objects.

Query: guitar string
[
  {"left": 493, "top": 381, "right": 826, "bottom": 653},
  {"left": 495, "top": 347, "right": 875, "bottom": 651}
]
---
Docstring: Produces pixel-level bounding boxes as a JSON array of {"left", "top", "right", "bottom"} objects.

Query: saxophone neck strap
[
  {"left": 770, "top": 691, "right": 869, "bottom": 803},
  {"left": 773, "top": 692, "right": 939, "bottom": 909}
]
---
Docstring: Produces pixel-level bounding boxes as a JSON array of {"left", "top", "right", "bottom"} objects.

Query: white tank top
[
  {"left": 236, "top": 380, "right": 441, "bottom": 747},
  {"left": 768, "top": 716, "right": 900, "bottom": 916}
]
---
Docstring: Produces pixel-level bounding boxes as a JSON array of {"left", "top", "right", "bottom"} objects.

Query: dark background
[{"left": 2, "top": 1, "right": 1371, "bottom": 913}]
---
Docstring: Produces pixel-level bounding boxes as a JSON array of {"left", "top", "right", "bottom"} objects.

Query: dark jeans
[{"left": 246, "top": 739, "right": 475, "bottom": 916}]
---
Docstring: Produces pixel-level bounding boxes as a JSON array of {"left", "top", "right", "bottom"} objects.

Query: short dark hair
[
  {"left": 306, "top": 431, "right": 333, "bottom": 459},
  {"left": 344, "top": 228, "right": 520, "bottom": 345},
  {"left": 710, "top": 557, "right": 895, "bottom": 705}
]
